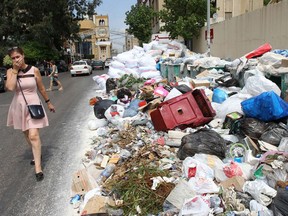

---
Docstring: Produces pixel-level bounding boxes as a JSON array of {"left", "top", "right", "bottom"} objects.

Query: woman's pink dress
[{"left": 7, "top": 66, "right": 49, "bottom": 131}]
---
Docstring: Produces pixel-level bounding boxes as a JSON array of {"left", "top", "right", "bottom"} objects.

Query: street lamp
[{"left": 207, "top": 0, "right": 211, "bottom": 57}]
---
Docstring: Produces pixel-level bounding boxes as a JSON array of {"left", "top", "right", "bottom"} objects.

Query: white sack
[
  {"left": 88, "top": 119, "right": 108, "bottom": 131},
  {"left": 138, "top": 55, "right": 156, "bottom": 67},
  {"left": 92, "top": 74, "right": 109, "bottom": 90},
  {"left": 243, "top": 179, "right": 277, "bottom": 206},
  {"left": 180, "top": 195, "right": 210, "bottom": 216},
  {"left": 140, "top": 71, "right": 161, "bottom": 79},
  {"left": 240, "top": 74, "right": 281, "bottom": 96}
]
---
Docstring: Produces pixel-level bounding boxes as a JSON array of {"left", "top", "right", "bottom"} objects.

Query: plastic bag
[
  {"left": 87, "top": 119, "right": 108, "bottom": 130},
  {"left": 180, "top": 195, "right": 210, "bottom": 216},
  {"left": 243, "top": 179, "right": 277, "bottom": 206},
  {"left": 241, "top": 91, "right": 288, "bottom": 122},
  {"left": 177, "top": 128, "right": 228, "bottom": 160},
  {"left": 106, "top": 78, "right": 117, "bottom": 93},
  {"left": 188, "top": 177, "right": 220, "bottom": 194},
  {"left": 93, "top": 99, "right": 115, "bottom": 119},
  {"left": 238, "top": 118, "right": 269, "bottom": 139},
  {"left": 270, "top": 188, "right": 288, "bottom": 216},
  {"left": 245, "top": 43, "right": 272, "bottom": 59},
  {"left": 223, "top": 161, "right": 243, "bottom": 178},
  {"left": 212, "top": 88, "right": 229, "bottom": 104},
  {"left": 260, "top": 127, "right": 288, "bottom": 146},
  {"left": 182, "top": 157, "right": 214, "bottom": 179},
  {"left": 240, "top": 74, "right": 281, "bottom": 97}
]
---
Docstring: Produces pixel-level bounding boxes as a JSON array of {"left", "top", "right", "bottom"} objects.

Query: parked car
[
  {"left": 56, "top": 60, "right": 68, "bottom": 72},
  {"left": 70, "top": 60, "right": 92, "bottom": 77},
  {"left": 0, "top": 67, "right": 7, "bottom": 80},
  {"left": 92, "top": 60, "right": 105, "bottom": 70},
  {"left": 105, "top": 58, "right": 112, "bottom": 68},
  {"left": 35, "top": 63, "right": 45, "bottom": 76}
]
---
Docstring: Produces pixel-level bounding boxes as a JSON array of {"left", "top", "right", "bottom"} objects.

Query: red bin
[{"left": 150, "top": 89, "right": 216, "bottom": 131}]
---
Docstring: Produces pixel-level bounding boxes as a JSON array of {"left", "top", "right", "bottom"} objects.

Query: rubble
[{"left": 70, "top": 41, "right": 288, "bottom": 216}]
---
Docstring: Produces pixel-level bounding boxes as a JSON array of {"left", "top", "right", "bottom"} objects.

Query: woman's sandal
[{"left": 35, "top": 172, "right": 44, "bottom": 181}]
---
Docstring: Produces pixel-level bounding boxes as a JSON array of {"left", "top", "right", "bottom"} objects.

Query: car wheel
[{"left": 71, "top": 74, "right": 75, "bottom": 77}]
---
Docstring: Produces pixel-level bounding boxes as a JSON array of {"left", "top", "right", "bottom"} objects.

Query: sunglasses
[{"left": 8, "top": 46, "right": 19, "bottom": 52}]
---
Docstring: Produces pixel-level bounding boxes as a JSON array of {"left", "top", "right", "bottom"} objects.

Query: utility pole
[{"left": 207, "top": 0, "right": 211, "bottom": 57}]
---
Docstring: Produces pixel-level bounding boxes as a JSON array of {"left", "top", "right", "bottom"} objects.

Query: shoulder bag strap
[{"left": 17, "top": 78, "right": 29, "bottom": 106}]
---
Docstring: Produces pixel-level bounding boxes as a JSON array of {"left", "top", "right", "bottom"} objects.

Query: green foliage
[
  {"left": 125, "top": 4, "right": 156, "bottom": 44},
  {"left": 0, "top": 0, "right": 103, "bottom": 63},
  {"left": 263, "top": 0, "right": 270, "bottom": 5},
  {"left": 3, "top": 55, "right": 12, "bottom": 67},
  {"left": 106, "top": 166, "right": 172, "bottom": 215},
  {"left": 22, "top": 41, "right": 59, "bottom": 64},
  {"left": 159, "top": 0, "right": 216, "bottom": 40}
]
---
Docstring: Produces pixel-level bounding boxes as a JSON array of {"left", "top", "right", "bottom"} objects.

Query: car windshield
[
  {"left": 93, "top": 61, "right": 102, "bottom": 64},
  {"left": 73, "top": 61, "right": 86, "bottom": 65}
]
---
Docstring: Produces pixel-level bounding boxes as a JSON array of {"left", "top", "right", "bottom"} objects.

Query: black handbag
[{"left": 17, "top": 78, "right": 45, "bottom": 119}]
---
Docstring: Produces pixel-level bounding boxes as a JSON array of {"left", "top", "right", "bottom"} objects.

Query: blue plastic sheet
[
  {"left": 212, "top": 88, "right": 228, "bottom": 104},
  {"left": 241, "top": 91, "right": 288, "bottom": 122},
  {"left": 272, "top": 49, "right": 288, "bottom": 57}
]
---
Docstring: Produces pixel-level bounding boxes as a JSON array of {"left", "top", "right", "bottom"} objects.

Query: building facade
[{"left": 76, "top": 14, "right": 111, "bottom": 60}]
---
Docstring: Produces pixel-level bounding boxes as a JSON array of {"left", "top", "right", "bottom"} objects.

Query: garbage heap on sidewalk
[{"left": 70, "top": 41, "right": 288, "bottom": 216}]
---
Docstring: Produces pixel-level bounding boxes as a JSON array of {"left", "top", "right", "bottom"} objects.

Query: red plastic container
[{"left": 150, "top": 89, "right": 216, "bottom": 131}]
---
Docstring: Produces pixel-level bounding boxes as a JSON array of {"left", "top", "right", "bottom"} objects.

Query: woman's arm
[
  {"left": 5, "top": 68, "right": 19, "bottom": 91},
  {"left": 49, "top": 65, "right": 56, "bottom": 77},
  {"left": 35, "top": 68, "right": 55, "bottom": 112}
]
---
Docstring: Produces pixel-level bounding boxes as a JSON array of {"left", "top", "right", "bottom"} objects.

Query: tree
[
  {"left": 159, "top": 0, "right": 216, "bottom": 41},
  {"left": 0, "top": 0, "right": 102, "bottom": 63},
  {"left": 125, "top": 4, "right": 156, "bottom": 45}
]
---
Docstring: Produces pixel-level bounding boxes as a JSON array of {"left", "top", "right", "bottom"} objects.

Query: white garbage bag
[{"left": 243, "top": 179, "right": 277, "bottom": 206}]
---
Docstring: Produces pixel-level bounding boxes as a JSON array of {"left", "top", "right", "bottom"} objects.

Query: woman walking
[
  {"left": 6, "top": 47, "right": 55, "bottom": 181},
  {"left": 46, "top": 60, "right": 63, "bottom": 91}
]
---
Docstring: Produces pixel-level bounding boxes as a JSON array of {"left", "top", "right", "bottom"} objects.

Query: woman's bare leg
[
  {"left": 28, "top": 128, "right": 42, "bottom": 173},
  {"left": 23, "top": 130, "right": 32, "bottom": 147}
]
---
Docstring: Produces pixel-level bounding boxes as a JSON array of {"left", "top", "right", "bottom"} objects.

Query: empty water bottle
[{"left": 97, "top": 163, "right": 116, "bottom": 185}]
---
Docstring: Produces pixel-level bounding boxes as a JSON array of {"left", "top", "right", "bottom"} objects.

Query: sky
[{"left": 96, "top": 0, "right": 137, "bottom": 52}]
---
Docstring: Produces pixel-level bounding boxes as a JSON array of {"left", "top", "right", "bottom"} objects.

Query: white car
[{"left": 70, "top": 60, "right": 92, "bottom": 77}]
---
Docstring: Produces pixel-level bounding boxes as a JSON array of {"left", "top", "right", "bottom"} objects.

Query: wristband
[{"left": 45, "top": 99, "right": 50, "bottom": 103}]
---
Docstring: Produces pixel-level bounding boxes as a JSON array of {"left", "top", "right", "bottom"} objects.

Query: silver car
[{"left": 70, "top": 60, "right": 92, "bottom": 77}]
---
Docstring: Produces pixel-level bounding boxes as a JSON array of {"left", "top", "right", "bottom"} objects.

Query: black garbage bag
[
  {"left": 270, "top": 188, "right": 288, "bottom": 216},
  {"left": 260, "top": 125, "right": 288, "bottom": 146},
  {"left": 117, "top": 88, "right": 132, "bottom": 99},
  {"left": 93, "top": 99, "right": 115, "bottom": 119},
  {"left": 238, "top": 118, "right": 269, "bottom": 139},
  {"left": 106, "top": 78, "right": 117, "bottom": 94},
  {"left": 177, "top": 128, "right": 229, "bottom": 160},
  {"left": 174, "top": 84, "right": 192, "bottom": 94}
]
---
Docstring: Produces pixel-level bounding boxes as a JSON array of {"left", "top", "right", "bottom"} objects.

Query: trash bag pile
[{"left": 71, "top": 41, "right": 288, "bottom": 216}]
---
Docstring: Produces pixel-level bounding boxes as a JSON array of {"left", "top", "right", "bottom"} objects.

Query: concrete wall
[{"left": 193, "top": 1, "right": 288, "bottom": 59}]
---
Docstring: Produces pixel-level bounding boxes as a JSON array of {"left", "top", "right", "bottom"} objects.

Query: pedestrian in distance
[
  {"left": 5, "top": 46, "right": 56, "bottom": 182},
  {"left": 46, "top": 60, "right": 63, "bottom": 91}
]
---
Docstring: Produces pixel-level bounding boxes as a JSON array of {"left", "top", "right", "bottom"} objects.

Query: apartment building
[{"left": 76, "top": 14, "right": 111, "bottom": 60}]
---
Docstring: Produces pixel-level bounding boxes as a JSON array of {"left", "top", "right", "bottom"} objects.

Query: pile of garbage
[{"left": 70, "top": 40, "right": 288, "bottom": 216}]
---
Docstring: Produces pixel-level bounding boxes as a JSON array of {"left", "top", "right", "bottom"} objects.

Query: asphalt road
[{"left": 0, "top": 68, "right": 107, "bottom": 216}]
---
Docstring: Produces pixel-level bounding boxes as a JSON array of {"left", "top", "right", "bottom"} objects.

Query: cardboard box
[
  {"left": 71, "top": 168, "right": 98, "bottom": 196},
  {"left": 191, "top": 79, "right": 210, "bottom": 88},
  {"left": 220, "top": 176, "right": 245, "bottom": 192},
  {"left": 81, "top": 195, "right": 115, "bottom": 215}
]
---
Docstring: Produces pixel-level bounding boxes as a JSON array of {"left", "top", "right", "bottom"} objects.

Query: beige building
[
  {"left": 76, "top": 14, "right": 111, "bottom": 60},
  {"left": 216, "top": 0, "right": 263, "bottom": 21},
  {"left": 94, "top": 15, "right": 111, "bottom": 61},
  {"left": 125, "top": 32, "right": 140, "bottom": 51}
]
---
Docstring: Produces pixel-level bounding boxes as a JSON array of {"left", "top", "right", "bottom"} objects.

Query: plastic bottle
[{"left": 97, "top": 163, "right": 116, "bottom": 185}]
